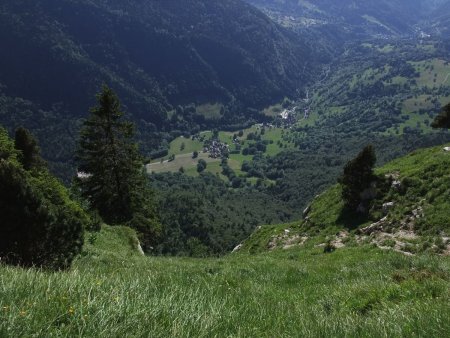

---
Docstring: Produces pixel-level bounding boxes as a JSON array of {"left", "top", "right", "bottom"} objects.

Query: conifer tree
[
  {"left": 0, "top": 127, "right": 86, "bottom": 269},
  {"left": 340, "top": 145, "right": 376, "bottom": 211},
  {"left": 431, "top": 103, "right": 450, "bottom": 129},
  {"left": 77, "top": 85, "right": 140, "bottom": 222},
  {"left": 14, "top": 126, "right": 45, "bottom": 171},
  {"left": 76, "top": 86, "right": 160, "bottom": 248}
]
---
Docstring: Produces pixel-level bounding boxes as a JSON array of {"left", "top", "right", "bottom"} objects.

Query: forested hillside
[
  {"left": 0, "top": 0, "right": 319, "bottom": 177},
  {"left": 0, "top": 1, "right": 314, "bottom": 132},
  {"left": 1, "top": 0, "right": 450, "bottom": 257}
]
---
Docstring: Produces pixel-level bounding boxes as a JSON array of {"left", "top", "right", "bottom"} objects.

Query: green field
[
  {"left": 168, "top": 136, "right": 204, "bottom": 155},
  {"left": 196, "top": 103, "right": 223, "bottom": 120},
  {"left": 410, "top": 59, "right": 450, "bottom": 88},
  {"left": 147, "top": 152, "right": 221, "bottom": 174},
  {"left": 1, "top": 225, "right": 449, "bottom": 337},
  {"left": 149, "top": 126, "right": 294, "bottom": 178}
]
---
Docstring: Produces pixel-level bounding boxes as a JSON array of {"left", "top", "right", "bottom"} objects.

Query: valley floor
[{"left": 1, "top": 226, "right": 449, "bottom": 337}]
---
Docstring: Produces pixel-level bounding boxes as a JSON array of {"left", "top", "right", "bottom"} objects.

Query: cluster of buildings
[
  {"left": 204, "top": 140, "right": 230, "bottom": 159},
  {"left": 279, "top": 108, "right": 298, "bottom": 125}
]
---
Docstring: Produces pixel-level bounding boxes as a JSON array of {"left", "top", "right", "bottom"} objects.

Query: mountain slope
[
  {"left": 240, "top": 143, "right": 450, "bottom": 254},
  {"left": 246, "top": 0, "right": 449, "bottom": 47},
  {"left": 1, "top": 209, "right": 450, "bottom": 336},
  {"left": 0, "top": 0, "right": 316, "bottom": 125},
  {"left": 431, "top": 1, "right": 450, "bottom": 35},
  {"left": 0, "top": 0, "right": 319, "bottom": 178}
]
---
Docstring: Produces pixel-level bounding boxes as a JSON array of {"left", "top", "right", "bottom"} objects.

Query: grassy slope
[
  {"left": 308, "top": 43, "right": 450, "bottom": 136},
  {"left": 1, "top": 225, "right": 449, "bottom": 337},
  {"left": 241, "top": 143, "right": 450, "bottom": 254},
  {"left": 1, "top": 145, "right": 450, "bottom": 336}
]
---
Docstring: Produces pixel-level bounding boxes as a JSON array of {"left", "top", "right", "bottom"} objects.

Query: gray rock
[
  {"left": 137, "top": 242, "right": 145, "bottom": 256},
  {"left": 358, "top": 216, "right": 388, "bottom": 235},
  {"left": 303, "top": 205, "right": 311, "bottom": 218},
  {"left": 391, "top": 180, "right": 402, "bottom": 190},
  {"left": 232, "top": 244, "right": 243, "bottom": 253},
  {"left": 382, "top": 202, "right": 395, "bottom": 215}
]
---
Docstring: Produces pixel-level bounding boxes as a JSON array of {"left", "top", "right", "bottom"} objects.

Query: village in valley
[{"left": 145, "top": 97, "right": 312, "bottom": 180}]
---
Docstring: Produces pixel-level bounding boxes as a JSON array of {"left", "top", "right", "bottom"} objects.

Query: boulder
[
  {"left": 357, "top": 217, "right": 387, "bottom": 235},
  {"left": 302, "top": 205, "right": 311, "bottom": 218},
  {"left": 391, "top": 180, "right": 402, "bottom": 190},
  {"left": 232, "top": 244, "right": 243, "bottom": 253},
  {"left": 382, "top": 202, "right": 395, "bottom": 215}
]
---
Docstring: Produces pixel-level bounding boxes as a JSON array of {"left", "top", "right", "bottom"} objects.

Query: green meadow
[
  {"left": 1, "top": 225, "right": 449, "bottom": 337},
  {"left": 147, "top": 125, "right": 294, "bottom": 179}
]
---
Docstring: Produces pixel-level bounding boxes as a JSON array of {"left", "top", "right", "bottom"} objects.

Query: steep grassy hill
[
  {"left": 1, "top": 224, "right": 449, "bottom": 337},
  {"left": 240, "top": 143, "right": 450, "bottom": 255}
]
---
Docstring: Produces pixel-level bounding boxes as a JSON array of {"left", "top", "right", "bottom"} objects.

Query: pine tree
[
  {"left": 14, "top": 126, "right": 45, "bottom": 171},
  {"left": 76, "top": 85, "right": 141, "bottom": 222},
  {"left": 0, "top": 127, "right": 86, "bottom": 269},
  {"left": 76, "top": 86, "right": 160, "bottom": 248},
  {"left": 340, "top": 145, "right": 376, "bottom": 212},
  {"left": 431, "top": 103, "right": 450, "bottom": 129}
]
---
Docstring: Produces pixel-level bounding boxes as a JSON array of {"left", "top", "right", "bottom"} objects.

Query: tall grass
[{"left": 1, "top": 227, "right": 449, "bottom": 337}]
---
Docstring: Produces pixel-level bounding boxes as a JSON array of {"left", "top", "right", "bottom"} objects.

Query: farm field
[{"left": 148, "top": 125, "right": 295, "bottom": 178}]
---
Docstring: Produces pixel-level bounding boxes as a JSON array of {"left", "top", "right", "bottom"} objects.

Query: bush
[
  {"left": 197, "top": 159, "right": 207, "bottom": 173},
  {"left": 0, "top": 161, "right": 87, "bottom": 269},
  {"left": 323, "top": 241, "right": 336, "bottom": 253},
  {"left": 126, "top": 212, "right": 161, "bottom": 252},
  {"left": 0, "top": 127, "right": 88, "bottom": 269}
]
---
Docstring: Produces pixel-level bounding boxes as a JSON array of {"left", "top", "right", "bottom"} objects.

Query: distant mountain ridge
[{"left": 245, "top": 0, "right": 450, "bottom": 46}]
